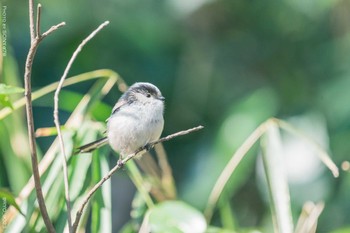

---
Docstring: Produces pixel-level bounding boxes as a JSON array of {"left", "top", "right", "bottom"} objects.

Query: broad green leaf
[
  {"left": 0, "top": 84, "right": 24, "bottom": 95},
  {"left": 0, "top": 188, "right": 24, "bottom": 216},
  {"left": 146, "top": 201, "right": 207, "bottom": 233}
]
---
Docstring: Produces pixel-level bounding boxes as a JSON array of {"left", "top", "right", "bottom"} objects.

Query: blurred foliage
[
  {"left": 1, "top": 0, "right": 350, "bottom": 232},
  {"left": 143, "top": 200, "right": 207, "bottom": 233}
]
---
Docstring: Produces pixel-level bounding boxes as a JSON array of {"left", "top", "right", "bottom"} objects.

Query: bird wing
[
  {"left": 75, "top": 137, "right": 108, "bottom": 154},
  {"left": 105, "top": 98, "right": 129, "bottom": 123}
]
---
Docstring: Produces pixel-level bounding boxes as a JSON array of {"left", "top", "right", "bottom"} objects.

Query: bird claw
[
  {"left": 143, "top": 143, "right": 154, "bottom": 151},
  {"left": 117, "top": 159, "right": 124, "bottom": 168}
]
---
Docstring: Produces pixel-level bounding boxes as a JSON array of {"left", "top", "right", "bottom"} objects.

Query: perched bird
[{"left": 76, "top": 82, "right": 165, "bottom": 161}]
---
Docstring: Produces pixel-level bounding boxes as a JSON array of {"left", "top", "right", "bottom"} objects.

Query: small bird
[{"left": 76, "top": 82, "right": 165, "bottom": 161}]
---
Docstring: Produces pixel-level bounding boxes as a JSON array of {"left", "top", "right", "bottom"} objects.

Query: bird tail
[{"left": 75, "top": 137, "right": 108, "bottom": 154}]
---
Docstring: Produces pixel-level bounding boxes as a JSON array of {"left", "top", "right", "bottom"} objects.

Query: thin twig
[
  {"left": 24, "top": 46, "right": 56, "bottom": 233},
  {"left": 54, "top": 21, "right": 110, "bottom": 233},
  {"left": 148, "top": 126, "right": 204, "bottom": 146},
  {"left": 25, "top": 1, "right": 65, "bottom": 232},
  {"left": 41, "top": 22, "right": 66, "bottom": 39},
  {"left": 72, "top": 125, "right": 204, "bottom": 232},
  {"left": 35, "top": 4, "right": 41, "bottom": 38},
  {"left": 29, "top": 0, "right": 35, "bottom": 42}
]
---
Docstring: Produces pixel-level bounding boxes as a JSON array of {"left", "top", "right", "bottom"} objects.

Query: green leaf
[
  {"left": 0, "top": 84, "right": 23, "bottom": 109},
  {"left": 0, "top": 84, "right": 24, "bottom": 95},
  {"left": 0, "top": 188, "right": 25, "bottom": 216},
  {"left": 146, "top": 201, "right": 207, "bottom": 233},
  {"left": 0, "top": 94, "right": 13, "bottom": 109}
]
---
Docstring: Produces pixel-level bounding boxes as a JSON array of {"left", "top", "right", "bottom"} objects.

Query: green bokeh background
[{"left": 2, "top": 0, "right": 350, "bottom": 232}]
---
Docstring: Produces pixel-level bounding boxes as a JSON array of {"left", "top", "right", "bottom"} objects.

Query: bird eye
[{"left": 146, "top": 93, "right": 151, "bottom": 98}]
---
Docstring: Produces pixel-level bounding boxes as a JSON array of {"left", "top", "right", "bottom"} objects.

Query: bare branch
[
  {"left": 24, "top": 1, "right": 65, "bottom": 232},
  {"left": 24, "top": 46, "right": 55, "bottom": 233},
  {"left": 29, "top": 0, "right": 35, "bottom": 42},
  {"left": 36, "top": 4, "right": 41, "bottom": 38},
  {"left": 53, "top": 21, "right": 109, "bottom": 233},
  {"left": 41, "top": 22, "right": 66, "bottom": 39},
  {"left": 34, "top": 2, "right": 66, "bottom": 41},
  {"left": 72, "top": 125, "right": 204, "bottom": 232},
  {"left": 56, "top": 21, "right": 109, "bottom": 95},
  {"left": 148, "top": 125, "right": 204, "bottom": 147}
]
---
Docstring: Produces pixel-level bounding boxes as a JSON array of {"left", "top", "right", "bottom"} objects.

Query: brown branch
[
  {"left": 72, "top": 125, "right": 204, "bottom": 232},
  {"left": 53, "top": 20, "right": 109, "bottom": 233},
  {"left": 24, "top": 1, "right": 65, "bottom": 232}
]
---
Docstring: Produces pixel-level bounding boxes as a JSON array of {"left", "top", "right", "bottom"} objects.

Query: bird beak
[{"left": 158, "top": 96, "right": 165, "bottom": 101}]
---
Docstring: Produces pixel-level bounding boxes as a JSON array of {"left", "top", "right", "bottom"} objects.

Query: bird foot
[
  {"left": 143, "top": 143, "right": 154, "bottom": 151},
  {"left": 117, "top": 158, "right": 125, "bottom": 168}
]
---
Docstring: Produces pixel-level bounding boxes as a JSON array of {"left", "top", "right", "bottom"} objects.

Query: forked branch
[{"left": 25, "top": 0, "right": 65, "bottom": 232}]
